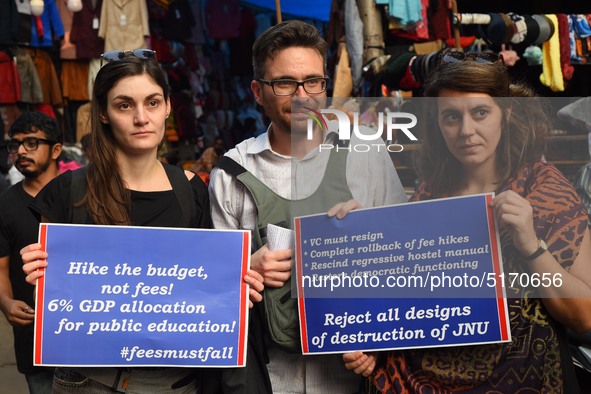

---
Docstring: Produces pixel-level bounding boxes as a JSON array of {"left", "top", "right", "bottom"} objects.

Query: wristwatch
[{"left": 523, "top": 239, "right": 548, "bottom": 261}]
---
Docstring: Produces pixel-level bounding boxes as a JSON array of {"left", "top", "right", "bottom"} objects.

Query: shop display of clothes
[
  {"left": 355, "top": 9, "right": 591, "bottom": 96},
  {"left": 0, "top": 1, "right": 590, "bottom": 145}
]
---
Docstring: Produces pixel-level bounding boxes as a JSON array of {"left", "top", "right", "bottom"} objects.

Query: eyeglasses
[
  {"left": 257, "top": 77, "right": 329, "bottom": 96},
  {"left": 100, "top": 49, "right": 157, "bottom": 66},
  {"left": 7, "top": 138, "right": 55, "bottom": 153},
  {"left": 440, "top": 51, "right": 504, "bottom": 65}
]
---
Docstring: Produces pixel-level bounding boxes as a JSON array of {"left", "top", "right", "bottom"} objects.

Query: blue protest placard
[
  {"left": 294, "top": 194, "right": 510, "bottom": 354},
  {"left": 34, "top": 224, "right": 250, "bottom": 367}
]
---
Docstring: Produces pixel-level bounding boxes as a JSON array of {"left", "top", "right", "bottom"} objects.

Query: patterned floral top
[{"left": 373, "top": 161, "right": 587, "bottom": 393}]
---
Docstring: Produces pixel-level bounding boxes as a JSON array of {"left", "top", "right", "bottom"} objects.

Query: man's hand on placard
[
  {"left": 251, "top": 245, "right": 292, "bottom": 288},
  {"left": 244, "top": 269, "right": 264, "bottom": 308},
  {"left": 327, "top": 199, "right": 363, "bottom": 219}
]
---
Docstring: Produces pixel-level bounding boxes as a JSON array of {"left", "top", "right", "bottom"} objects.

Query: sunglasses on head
[
  {"left": 440, "top": 51, "right": 504, "bottom": 65},
  {"left": 100, "top": 49, "right": 157, "bottom": 66}
]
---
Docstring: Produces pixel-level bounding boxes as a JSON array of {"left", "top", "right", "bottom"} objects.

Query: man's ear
[
  {"left": 51, "top": 143, "right": 63, "bottom": 160},
  {"left": 251, "top": 80, "right": 263, "bottom": 105}
]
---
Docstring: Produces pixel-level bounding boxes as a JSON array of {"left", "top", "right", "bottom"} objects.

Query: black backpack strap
[
  {"left": 70, "top": 168, "right": 88, "bottom": 224},
  {"left": 215, "top": 155, "right": 248, "bottom": 177},
  {"left": 163, "top": 163, "right": 196, "bottom": 227}
]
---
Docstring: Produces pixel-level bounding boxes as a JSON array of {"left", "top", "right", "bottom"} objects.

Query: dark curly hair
[{"left": 414, "top": 60, "right": 547, "bottom": 196}]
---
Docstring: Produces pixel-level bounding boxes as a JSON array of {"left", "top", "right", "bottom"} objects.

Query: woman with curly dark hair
[{"left": 344, "top": 52, "right": 591, "bottom": 393}]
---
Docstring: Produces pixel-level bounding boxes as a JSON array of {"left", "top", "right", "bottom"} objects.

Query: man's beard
[
  {"left": 17, "top": 158, "right": 51, "bottom": 179},
  {"left": 289, "top": 117, "right": 310, "bottom": 136},
  {"left": 289, "top": 97, "right": 326, "bottom": 136}
]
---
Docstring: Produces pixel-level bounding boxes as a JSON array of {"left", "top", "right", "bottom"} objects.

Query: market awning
[{"left": 240, "top": 0, "right": 331, "bottom": 22}]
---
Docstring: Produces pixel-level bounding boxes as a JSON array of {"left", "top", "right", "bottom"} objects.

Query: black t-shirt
[
  {"left": 31, "top": 169, "right": 212, "bottom": 229},
  {"left": 0, "top": 182, "right": 43, "bottom": 374}
]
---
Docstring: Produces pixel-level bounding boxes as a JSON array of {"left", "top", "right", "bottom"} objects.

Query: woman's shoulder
[
  {"left": 506, "top": 161, "right": 569, "bottom": 192},
  {"left": 531, "top": 161, "right": 567, "bottom": 178},
  {"left": 161, "top": 162, "right": 207, "bottom": 199},
  {"left": 523, "top": 161, "right": 584, "bottom": 214},
  {"left": 188, "top": 170, "right": 208, "bottom": 197},
  {"left": 529, "top": 161, "right": 576, "bottom": 192}
]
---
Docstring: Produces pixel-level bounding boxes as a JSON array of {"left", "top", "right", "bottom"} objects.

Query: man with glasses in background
[
  {"left": 208, "top": 20, "right": 406, "bottom": 393},
  {"left": 0, "top": 111, "right": 63, "bottom": 393}
]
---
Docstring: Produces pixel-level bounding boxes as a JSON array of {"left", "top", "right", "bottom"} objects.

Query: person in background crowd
[
  {"left": 20, "top": 51, "right": 263, "bottom": 393},
  {"left": 190, "top": 136, "right": 226, "bottom": 186},
  {"left": 7, "top": 158, "right": 25, "bottom": 186},
  {"left": 0, "top": 111, "right": 63, "bottom": 393},
  {"left": 208, "top": 20, "right": 407, "bottom": 393},
  {"left": 0, "top": 167, "right": 7, "bottom": 193},
  {"left": 0, "top": 120, "right": 8, "bottom": 193},
  {"left": 344, "top": 51, "right": 591, "bottom": 393},
  {"left": 0, "top": 140, "right": 9, "bottom": 193},
  {"left": 190, "top": 136, "right": 226, "bottom": 174}
]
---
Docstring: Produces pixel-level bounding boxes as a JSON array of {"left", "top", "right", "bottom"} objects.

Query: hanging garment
[
  {"left": 70, "top": 0, "right": 104, "bottom": 59},
  {"left": 540, "top": 14, "right": 565, "bottom": 92},
  {"left": 0, "top": 51, "right": 21, "bottom": 104},
  {"left": 568, "top": 15, "right": 585, "bottom": 64},
  {"left": 99, "top": 0, "right": 149, "bottom": 51},
  {"left": 61, "top": 60, "right": 90, "bottom": 101},
  {"left": 15, "top": 48, "right": 43, "bottom": 104},
  {"left": 162, "top": 0, "right": 195, "bottom": 41},
  {"left": 57, "top": 0, "right": 77, "bottom": 59},
  {"left": 205, "top": 0, "right": 240, "bottom": 39},
  {"left": 388, "top": 0, "right": 422, "bottom": 25},
  {"left": 228, "top": 7, "right": 256, "bottom": 76},
  {"left": 344, "top": 0, "right": 363, "bottom": 90},
  {"left": 188, "top": 0, "right": 206, "bottom": 45},
  {"left": 0, "top": 0, "right": 21, "bottom": 45},
  {"left": 27, "top": 48, "right": 63, "bottom": 105},
  {"left": 30, "top": 0, "right": 65, "bottom": 47},
  {"left": 333, "top": 41, "right": 353, "bottom": 97},
  {"left": 557, "top": 14, "right": 574, "bottom": 83}
]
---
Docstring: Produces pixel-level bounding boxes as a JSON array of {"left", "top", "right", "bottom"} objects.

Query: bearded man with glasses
[
  {"left": 0, "top": 111, "right": 63, "bottom": 393},
  {"left": 208, "top": 20, "right": 407, "bottom": 394}
]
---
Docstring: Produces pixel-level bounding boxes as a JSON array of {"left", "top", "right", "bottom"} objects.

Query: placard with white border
[
  {"left": 295, "top": 194, "right": 510, "bottom": 354},
  {"left": 35, "top": 224, "right": 250, "bottom": 367}
]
